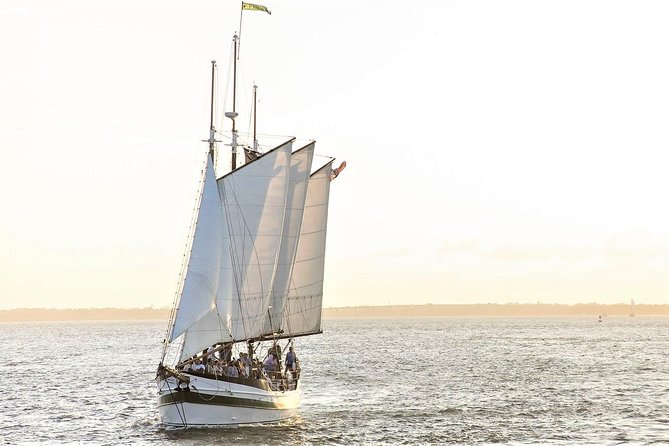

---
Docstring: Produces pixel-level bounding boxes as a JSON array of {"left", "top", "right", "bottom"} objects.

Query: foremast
[{"left": 161, "top": 59, "right": 223, "bottom": 365}]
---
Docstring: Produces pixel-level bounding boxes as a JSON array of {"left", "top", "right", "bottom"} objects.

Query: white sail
[
  {"left": 218, "top": 141, "right": 293, "bottom": 341},
  {"left": 264, "top": 143, "right": 315, "bottom": 335},
  {"left": 179, "top": 311, "right": 230, "bottom": 361},
  {"left": 179, "top": 232, "right": 234, "bottom": 360},
  {"left": 170, "top": 154, "right": 222, "bottom": 342},
  {"left": 281, "top": 160, "right": 333, "bottom": 337}
]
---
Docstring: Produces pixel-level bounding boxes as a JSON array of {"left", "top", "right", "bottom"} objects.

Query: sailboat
[
  {"left": 155, "top": 8, "right": 345, "bottom": 426},
  {"left": 630, "top": 299, "right": 635, "bottom": 317}
]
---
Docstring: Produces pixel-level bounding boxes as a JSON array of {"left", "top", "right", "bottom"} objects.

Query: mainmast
[{"left": 225, "top": 34, "right": 240, "bottom": 172}]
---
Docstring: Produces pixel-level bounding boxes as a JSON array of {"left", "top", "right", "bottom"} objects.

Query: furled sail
[
  {"left": 169, "top": 154, "right": 223, "bottom": 342},
  {"left": 244, "top": 147, "right": 261, "bottom": 163},
  {"left": 218, "top": 140, "right": 294, "bottom": 341},
  {"left": 264, "top": 143, "right": 315, "bottom": 335},
  {"left": 281, "top": 160, "right": 334, "bottom": 337}
]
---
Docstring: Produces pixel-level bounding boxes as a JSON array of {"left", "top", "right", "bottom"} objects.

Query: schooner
[{"left": 155, "top": 3, "right": 345, "bottom": 426}]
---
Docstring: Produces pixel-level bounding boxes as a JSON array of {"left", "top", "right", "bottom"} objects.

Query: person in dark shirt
[{"left": 285, "top": 346, "right": 297, "bottom": 372}]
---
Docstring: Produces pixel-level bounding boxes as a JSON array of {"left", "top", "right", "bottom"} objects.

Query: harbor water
[{"left": 1, "top": 317, "right": 668, "bottom": 445}]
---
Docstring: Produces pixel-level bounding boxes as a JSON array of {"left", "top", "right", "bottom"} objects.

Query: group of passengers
[
  {"left": 179, "top": 342, "right": 299, "bottom": 382},
  {"left": 182, "top": 352, "right": 253, "bottom": 378}
]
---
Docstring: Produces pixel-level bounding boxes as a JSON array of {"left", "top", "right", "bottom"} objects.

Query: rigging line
[
  {"left": 223, "top": 175, "right": 272, "bottom": 338},
  {"left": 297, "top": 227, "right": 327, "bottom": 236},
  {"left": 161, "top": 152, "right": 210, "bottom": 361},
  {"left": 287, "top": 276, "right": 314, "bottom": 334},
  {"left": 171, "top": 389, "right": 188, "bottom": 428},
  {"left": 296, "top": 291, "right": 311, "bottom": 329},
  {"left": 215, "top": 307, "right": 234, "bottom": 348},
  {"left": 215, "top": 60, "right": 222, "bottom": 134},
  {"left": 284, "top": 280, "right": 297, "bottom": 337},
  {"left": 175, "top": 333, "right": 187, "bottom": 366},
  {"left": 246, "top": 90, "right": 254, "bottom": 137},
  {"left": 265, "top": 174, "right": 292, "bottom": 336},
  {"left": 287, "top": 277, "right": 324, "bottom": 290},
  {"left": 221, "top": 180, "right": 250, "bottom": 339},
  {"left": 221, "top": 40, "right": 234, "bottom": 127},
  {"left": 194, "top": 367, "right": 223, "bottom": 402},
  {"left": 236, "top": 61, "right": 252, "bottom": 128},
  {"left": 222, "top": 181, "right": 248, "bottom": 337},
  {"left": 213, "top": 62, "right": 220, "bottom": 170},
  {"left": 295, "top": 290, "right": 322, "bottom": 330},
  {"left": 160, "top": 375, "right": 188, "bottom": 427}
]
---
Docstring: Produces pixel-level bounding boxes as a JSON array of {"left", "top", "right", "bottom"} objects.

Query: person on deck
[
  {"left": 263, "top": 354, "right": 278, "bottom": 373},
  {"left": 268, "top": 343, "right": 282, "bottom": 360},
  {"left": 193, "top": 359, "right": 205, "bottom": 373},
  {"left": 251, "top": 358, "right": 261, "bottom": 378},
  {"left": 241, "top": 352, "right": 252, "bottom": 378},
  {"left": 226, "top": 361, "right": 239, "bottom": 377},
  {"left": 206, "top": 358, "right": 215, "bottom": 374},
  {"left": 285, "top": 346, "right": 297, "bottom": 372}
]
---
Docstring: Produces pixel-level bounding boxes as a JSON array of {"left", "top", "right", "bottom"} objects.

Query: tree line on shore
[{"left": 1, "top": 303, "right": 668, "bottom": 322}]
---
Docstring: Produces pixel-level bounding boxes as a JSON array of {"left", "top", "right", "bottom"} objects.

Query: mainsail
[{"left": 219, "top": 140, "right": 293, "bottom": 341}]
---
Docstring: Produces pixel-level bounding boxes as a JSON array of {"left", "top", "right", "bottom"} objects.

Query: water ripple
[{"left": 1, "top": 317, "right": 668, "bottom": 444}]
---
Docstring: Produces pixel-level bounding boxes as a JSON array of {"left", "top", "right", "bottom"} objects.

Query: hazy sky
[{"left": 1, "top": 0, "right": 668, "bottom": 310}]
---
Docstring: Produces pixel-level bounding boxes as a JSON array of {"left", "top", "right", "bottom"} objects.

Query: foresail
[
  {"left": 281, "top": 160, "right": 333, "bottom": 337},
  {"left": 218, "top": 140, "right": 294, "bottom": 341},
  {"left": 170, "top": 154, "right": 222, "bottom": 342},
  {"left": 264, "top": 143, "right": 315, "bottom": 334},
  {"left": 179, "top": 310, "right": 230, "bottom": 361}
]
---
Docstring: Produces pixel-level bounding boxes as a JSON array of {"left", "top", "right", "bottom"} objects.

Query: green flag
[{"left": 242, "top": 2, "right": 271, "bottom": 15}]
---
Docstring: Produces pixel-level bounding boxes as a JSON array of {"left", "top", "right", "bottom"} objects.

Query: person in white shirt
[
  {"left": 226, "top": 362, "right": 239, "bottom": 377},
  {"left": 193, "top": 359, "right": 205, "bottom": 373}
]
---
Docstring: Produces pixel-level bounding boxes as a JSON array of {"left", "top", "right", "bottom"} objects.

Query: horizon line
[{"left": 1, "top": 301, "right": 666, "bottom": 312}]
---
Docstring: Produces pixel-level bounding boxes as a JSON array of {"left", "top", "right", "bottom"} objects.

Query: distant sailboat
[{"left": 630, "top": 299, "right": 635, "bottom": 317}]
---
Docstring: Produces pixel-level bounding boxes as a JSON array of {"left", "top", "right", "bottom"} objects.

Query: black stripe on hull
[{"left": 158, "top": 391, "right": 285, "bottom": 410}]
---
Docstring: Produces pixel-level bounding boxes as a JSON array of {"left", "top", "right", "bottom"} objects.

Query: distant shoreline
[{"left": 1, "top": 303, "right": 667, "bottom": 322}]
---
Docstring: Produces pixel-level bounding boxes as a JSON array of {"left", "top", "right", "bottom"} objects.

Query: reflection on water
[{"left": 1, "top": 317, "right": 668, "bottom": 444}]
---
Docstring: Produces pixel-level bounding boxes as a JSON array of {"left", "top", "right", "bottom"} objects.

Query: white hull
[{"left": 157, "top": 372, "right": 300, "bottom": 426}]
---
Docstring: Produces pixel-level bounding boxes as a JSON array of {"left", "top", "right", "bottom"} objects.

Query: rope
[
  {"left": 157, "top": 368, "right": 188, "bottom": 428},
  {"left": 161, "top": 152, "right": 209, "bottom": 362}
]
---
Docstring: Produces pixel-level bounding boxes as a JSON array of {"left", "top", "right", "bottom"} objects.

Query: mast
[
  {"left": 253, "top": 84, "right": 258, "bottom": 151},
  {"left": 161, "top": 60, "right": 220, "bottom": 364},
  {"left": 226, "top": 34, "right": 240, "bottom": 171}
]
